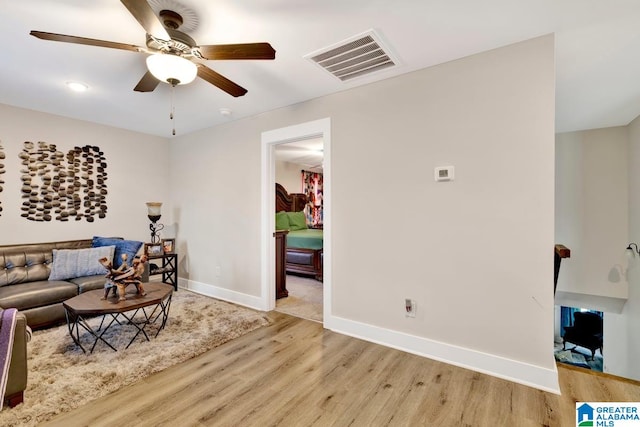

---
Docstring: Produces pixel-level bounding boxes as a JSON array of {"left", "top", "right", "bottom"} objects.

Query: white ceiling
[
  {"left": 275, "top": 138, "right": 324, "bottom": 172},
  {"left": 2, "top": 0, "right": 640, "bottom": 137}
]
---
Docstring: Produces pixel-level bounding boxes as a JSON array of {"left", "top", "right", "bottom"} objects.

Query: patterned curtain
[{"left": 301, "top": 170, "right": 323, "bottom": 227}]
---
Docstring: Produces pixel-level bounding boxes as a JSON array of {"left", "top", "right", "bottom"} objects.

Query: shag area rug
[{"left": 0, "top": 289, "right": 270, "bottom": 427}]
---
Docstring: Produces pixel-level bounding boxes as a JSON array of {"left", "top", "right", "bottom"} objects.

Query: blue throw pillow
[{"left": 92, "top": 236, "right": 143, "bottom": 269}]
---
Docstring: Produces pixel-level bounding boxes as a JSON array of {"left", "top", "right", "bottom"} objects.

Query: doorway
[
  {"left": 274, "top": 139, "right": 324, "bottom": 322},
  {"left": 554, "top": 306, "right": 604, "bottom": 372},
  {"left": 260, "top": 118, "right": 331, "bottom": 323}
]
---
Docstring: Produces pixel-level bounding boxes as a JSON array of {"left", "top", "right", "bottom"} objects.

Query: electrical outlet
[
  {"left": 405, "top": 299, "right": 416, "bottom": 317},
  {"left": 215, "top": 266, "right": 221, "bottom": 277}
]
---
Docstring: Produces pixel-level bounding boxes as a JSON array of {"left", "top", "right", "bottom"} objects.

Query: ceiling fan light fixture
[{"left": 146, "top": 53, "right": 197, "bottom": 86}]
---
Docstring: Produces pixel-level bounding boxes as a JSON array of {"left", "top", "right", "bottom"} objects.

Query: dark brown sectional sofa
[
  {"left": 0, "top": 238, "right": 148, "bottom": 409},
  {"left": 0, "top": 238, "right": 149, "bottom": 329},
  {"left": 0, "top": 239, "right": 111, "bottom": 329}
]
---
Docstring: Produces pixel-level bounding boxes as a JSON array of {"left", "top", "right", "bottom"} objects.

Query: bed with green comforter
[
  {"left": 275, "top": 184, "right": 323, "bottom": 281},
  {"left": 286, "top": 229, "right": 323, "bottom": 250},
  {"left": 276, "top": 210, "right": 323, "bottom": 281}
]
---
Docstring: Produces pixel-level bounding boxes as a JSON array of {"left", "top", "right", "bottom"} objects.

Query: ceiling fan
[{"left": 30, "top": 0, "right": 275, "bottom": 97}]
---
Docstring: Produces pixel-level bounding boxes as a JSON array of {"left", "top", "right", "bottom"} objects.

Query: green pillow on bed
[
  {"left": 286, "top": 211, "right": 308, "bottom": 231},
  {"left": 276, "top": 211, "right": 290, "bottom": 230}
]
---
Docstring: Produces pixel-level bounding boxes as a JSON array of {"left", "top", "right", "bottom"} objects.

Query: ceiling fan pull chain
[{"left": 170, "top": 84, "right": 176, "bottom": 136}]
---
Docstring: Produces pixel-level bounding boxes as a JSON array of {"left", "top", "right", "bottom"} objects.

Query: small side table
[{"left": 148, "top": 253, "right": 178, "bottom": 291}]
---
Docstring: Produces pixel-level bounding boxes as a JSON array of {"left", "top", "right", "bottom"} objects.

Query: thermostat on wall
[{"left": 434, "top": 166, "right": 454, "bottom": 182}]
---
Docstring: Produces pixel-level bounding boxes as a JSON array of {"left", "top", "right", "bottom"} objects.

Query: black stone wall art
[
  {"left": 20, "top": 141, "right": 108, "bottom": 222},
  {"left": 0, "top": 142, "right": 4, "bottom": 216}
]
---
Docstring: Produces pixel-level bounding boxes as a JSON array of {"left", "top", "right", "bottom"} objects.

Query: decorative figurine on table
[{"left": 99, "top": 253, "right": 148, "bottom": 301}]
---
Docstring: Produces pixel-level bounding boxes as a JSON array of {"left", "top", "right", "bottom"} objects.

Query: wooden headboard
[{"left": 276, "top": 183, "right": 307, "bottom": 212}]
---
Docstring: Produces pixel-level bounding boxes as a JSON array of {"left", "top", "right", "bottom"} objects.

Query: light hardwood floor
[{"left": 43, "top": 312, "right": 640, "bottom": 427}]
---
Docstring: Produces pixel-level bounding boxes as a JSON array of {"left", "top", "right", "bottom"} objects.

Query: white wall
[
  {"left": 0, "top": 104, "right": 170, "bottom": 245},
  {"left": 555, "top": 128, "right": 629, "bottom": 300},
  {"left": 275, "top": 160, "right": 301, "bottom": 194},
  {"left": 170, "top": 35, "right": 557, "bottom": 391},
  {"left": 627, "top": 114, "right": 640, "bottom": 380},
  {"left": 555, "top": 127, "right": 630, "bottom": 377}
]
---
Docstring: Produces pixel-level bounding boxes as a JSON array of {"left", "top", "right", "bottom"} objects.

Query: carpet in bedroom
[
  {"left": 275, "top": 274, "right": 323, "bottom": 322},
  {"left": 0, "top": 289, "right": 270, "bottom": 427}
]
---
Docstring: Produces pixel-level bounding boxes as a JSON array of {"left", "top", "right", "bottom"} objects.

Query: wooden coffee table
[{"left": 63, "top": 282, "right": 173, "bottom": 353}]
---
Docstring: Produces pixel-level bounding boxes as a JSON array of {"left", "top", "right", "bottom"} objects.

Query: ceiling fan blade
[
  {"left": 133, "top": 71, "right": 160, "bottom": 92},
  {"left": 120, "top": 0, "right": 170, "bottom": 41},
  {"left": 198, "top": 43, "right": 276, "bottom": 60},
  {"left": 197, "top": 65, "right": 248, "bottom": 97},
  {"left": 30, "top": 31, "right": 143, "bottom": 53}
]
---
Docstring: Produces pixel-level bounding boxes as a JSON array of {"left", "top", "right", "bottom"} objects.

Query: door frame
[{"left": 260, "top": 118, "right": 331, "bottom": 319}]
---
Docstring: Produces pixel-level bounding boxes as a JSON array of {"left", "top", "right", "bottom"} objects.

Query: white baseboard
[
  {"left": 324, "top": 314, "right": 561, "bottom": 394},
  {"left": 178, "top": 278, "right": 267, "bottom": 311},
  {"left": 177, "top": 278, "right": 560, "bottom": 394}
]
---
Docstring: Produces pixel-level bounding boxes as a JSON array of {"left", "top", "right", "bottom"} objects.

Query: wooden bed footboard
[
  {"left": 276, "top": 182, "right": 323, "bottom": 281},
  {"left": 286, "top": 247, "right": 323, "bottom": 281}
]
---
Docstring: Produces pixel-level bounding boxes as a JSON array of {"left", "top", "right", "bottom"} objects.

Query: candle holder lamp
[{"left": 146, "top": 202, "right": 164, "bottom": 244}]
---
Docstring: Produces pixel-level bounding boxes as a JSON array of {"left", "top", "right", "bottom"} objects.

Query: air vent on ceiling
[{"left": 304, "top": 29, "right": 398, "bottom": 82}]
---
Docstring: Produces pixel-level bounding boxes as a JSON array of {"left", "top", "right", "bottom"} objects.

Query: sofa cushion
[
  {"left": 22, "top": 304, "right": 67, "bottom": 330},
  {"left": 70, "top": 275, "right": 107, "bottom": 294},
  {"left": 92, "top": 237, "right": 143, "bottom": 269},
  {"left": 49, "top": 246, "right": 115, "bottom": 281},
  {"left": 0, "top": 251, "right": 52, "bottom": 287},
  {"left": 0, "top": 280, "right": 78, "bottom": 311}
]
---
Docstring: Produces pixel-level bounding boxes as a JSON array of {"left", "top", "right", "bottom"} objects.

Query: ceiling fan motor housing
[
  {"left": 159, "top": 9, "right": 183, "bottom": 29},
  {"left": 146, "top": 28, "right": 196, "bottom": 56}
]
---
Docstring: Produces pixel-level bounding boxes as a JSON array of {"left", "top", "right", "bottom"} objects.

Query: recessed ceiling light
[
  {"left": 65, "top": 81, "right": 89, "bottom": 92},
  {"left": 219, "top": 108, "right": 232, "bottom": 117}
]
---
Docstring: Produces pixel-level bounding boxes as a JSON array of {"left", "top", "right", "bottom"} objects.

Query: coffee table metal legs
[
  {"left": 64, "top": 294, "right": 172, "bottom": 354},
  {"left": 65, "top": 309, "right": 118, "bottom": 353},
  {"left": 118, "top": 293, "right": 172, "bottom": 349}
]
